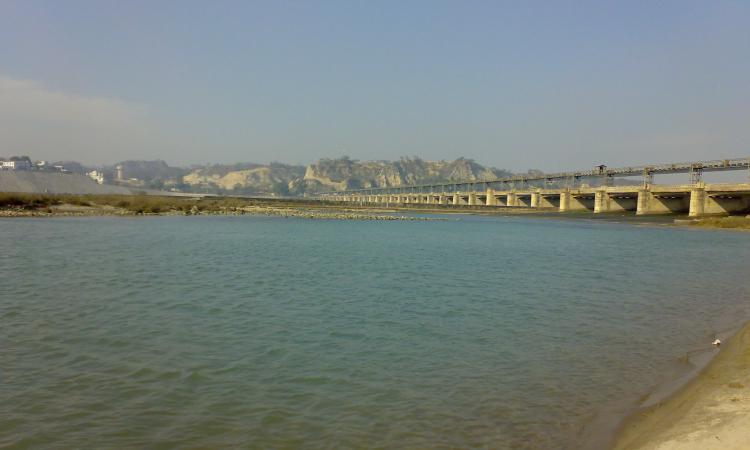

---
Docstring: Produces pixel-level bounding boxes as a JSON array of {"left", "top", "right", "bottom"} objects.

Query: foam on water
[{"left": 2, "top": 215, "right": 750, "bottom": 449}]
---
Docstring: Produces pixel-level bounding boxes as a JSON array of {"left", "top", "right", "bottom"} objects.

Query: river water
[{"left": 2, "top": 215, "right": 750, "bottom": 449}]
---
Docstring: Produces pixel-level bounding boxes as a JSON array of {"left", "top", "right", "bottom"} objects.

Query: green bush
[{"left": 0, "top": 193, "right": 259, "bottom": 214}]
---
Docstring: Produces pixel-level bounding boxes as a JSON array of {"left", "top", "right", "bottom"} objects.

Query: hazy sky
[{"left": 1, "top": 1, "right": 749, "bottom": 171}]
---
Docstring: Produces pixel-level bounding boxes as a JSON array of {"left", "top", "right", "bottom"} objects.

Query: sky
[{"left": 0, "top": 0, "right": 749, "bottom": 172}]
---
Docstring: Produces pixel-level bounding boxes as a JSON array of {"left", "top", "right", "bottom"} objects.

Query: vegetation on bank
[
  {"left": 0, "top": 192, "right": 441, "bottom": 221},
  {"left": 0, "top": 192, "right": 264, "bottom": 214},
  {"left": 688, "top": 216, "right": 750, "bottom": 230},
  {"left": 0, "top": 192, "right": 94, "bottom": 208}
]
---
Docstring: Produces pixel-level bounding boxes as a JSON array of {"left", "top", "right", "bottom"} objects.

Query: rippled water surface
[{"left": 2, "top": 215, "right": 750, "bottom": 449}]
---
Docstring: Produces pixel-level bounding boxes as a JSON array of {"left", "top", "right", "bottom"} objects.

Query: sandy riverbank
[
  {"left": 4, "top": 192, "right": 749, "bottom": 227},
  {"left": 613, "top": 321, "right": 750, "bottom": 450},
  {"left": 0, "top": 202, "right": 440, "bottom": 221}
]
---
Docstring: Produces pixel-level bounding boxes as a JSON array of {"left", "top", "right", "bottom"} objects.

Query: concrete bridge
[{"left": 319, "top": 158, "right": 750, "bottom": 217}]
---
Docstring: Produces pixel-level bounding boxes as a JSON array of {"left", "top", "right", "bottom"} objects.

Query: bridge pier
[
  {"left": 689, "top": 186, "right": 705, "bottom": 217},
  {"left": 560, "top": 191, "right": 571, "bottom": 212},
  {"left": 485, "top": 188, "right": 497, "bottom": 206},
  {"left": 690, "top": 184, "right": 750, "bottom": 216},
  {"left": 531, "top": 191, "right": 541, "bottom": 208},
  {"left": 594, "top": 190, "right": 639, "bottom": 213},
  {"left": 560, "top": 191, "right": 594, "bottom": 212},
  {"left": 636, "top": 190, "right": 690, "bottom": 215},
  {"left": 594, "top": 190, "right": 607, "bottom": 213},
  {"left": 453, "top": 193, "right": 468, "bottom": 205}
]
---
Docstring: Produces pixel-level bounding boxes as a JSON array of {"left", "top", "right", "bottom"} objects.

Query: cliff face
[
  {"left": 181, "top": 163, "right": 305, "bottom": 195},
  {"left": 176, "top": 157, "right": 512, "bottom": 196},
  {"left": 295, "top": 157, "right": 510, "bottom": 193}
]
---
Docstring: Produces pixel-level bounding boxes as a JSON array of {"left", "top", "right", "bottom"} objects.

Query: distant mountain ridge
[
  {"left": 3, "top": 157, "right": 642, "bottom": 197},
  {"left": 24, "top": 157, "right": 517, "bottom": 197},
  {"left": 291, "top": 157, "right": 512, "bottom": 194},
  {"left": 178, "top": 157, "right": 513, "bottom": 196}
]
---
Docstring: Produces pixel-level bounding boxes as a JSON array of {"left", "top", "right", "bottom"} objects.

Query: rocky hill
[
  {"left": 182, "top": 163, "right": 305, "bottom": 195},
  {"left": 178, "top": 157, "right": 512, "bottom": 196},
  {"left": 2, "top": 157, "right": 514, "bottom": 197},
  {"left": 290, "top": 157, "right": 511, "bottom": 194}
]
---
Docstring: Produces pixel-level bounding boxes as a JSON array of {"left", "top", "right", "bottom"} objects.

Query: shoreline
[
  {"left": 611, "top": 320, "right": 750, "bottom": 450},
  {"left": 577, "top": 320, "right": 743, "bottom": 450},
  {"left": 1, "top": 193, "right": 748, "bottom": 229},
  {"left": 0, "top": 194, "right": 442, "bottom": 221},
  {"left": 0, "top": 205, "right": 440, "bottom": 221},
  {"left": 8, "top": 204, "right": 745, "bottom": 232}
]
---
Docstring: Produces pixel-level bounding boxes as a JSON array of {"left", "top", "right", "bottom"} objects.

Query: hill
[
  {"left": 2, "top": 157, "right": 519, "bottom": 197},
  {"left": 0, "top": 171, "right": 133, "bottom": 195},
  {"left": 181, "top": 157, "right": 513, "bottom": 196}
]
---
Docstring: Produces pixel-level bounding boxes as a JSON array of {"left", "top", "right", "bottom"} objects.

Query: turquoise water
[{"left": 2, "top": 215, "right": 750, "bottom": 449}]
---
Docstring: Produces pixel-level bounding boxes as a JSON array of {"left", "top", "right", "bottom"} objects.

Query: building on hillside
[
  {"left": 87, "top": 170, "right": 105, "bottom": 184},
  {"left": 115, "top": 164, "right": 124, "bottom": 181},
  {"left": 1, "top": 160, "right": 32, "bottom": 170}
]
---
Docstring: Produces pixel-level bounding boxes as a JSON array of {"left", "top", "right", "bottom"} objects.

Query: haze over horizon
[{"left": 1, "top": 1, "right": 749, "bottom": 172}]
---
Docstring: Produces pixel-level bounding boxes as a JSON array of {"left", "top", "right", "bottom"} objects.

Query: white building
[
  {"left": 87, "top": 170, "right": 105, "bottom": 184},
  {"left": 1, "top": 160, "right": 32, "bottom": 170}
]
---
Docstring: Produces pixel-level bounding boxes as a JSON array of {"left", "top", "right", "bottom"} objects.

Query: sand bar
[{"left": 613, "top": 321, "right": 750, "bottom": 450}]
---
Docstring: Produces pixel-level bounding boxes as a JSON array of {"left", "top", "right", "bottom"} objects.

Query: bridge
[{"left": 318, "top": 158, "right": 750, "bottom": 217}]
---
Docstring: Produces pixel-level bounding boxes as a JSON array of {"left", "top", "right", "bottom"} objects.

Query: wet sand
[{"left": 613, "top": 321, "right": 750, "bottom": 450}]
